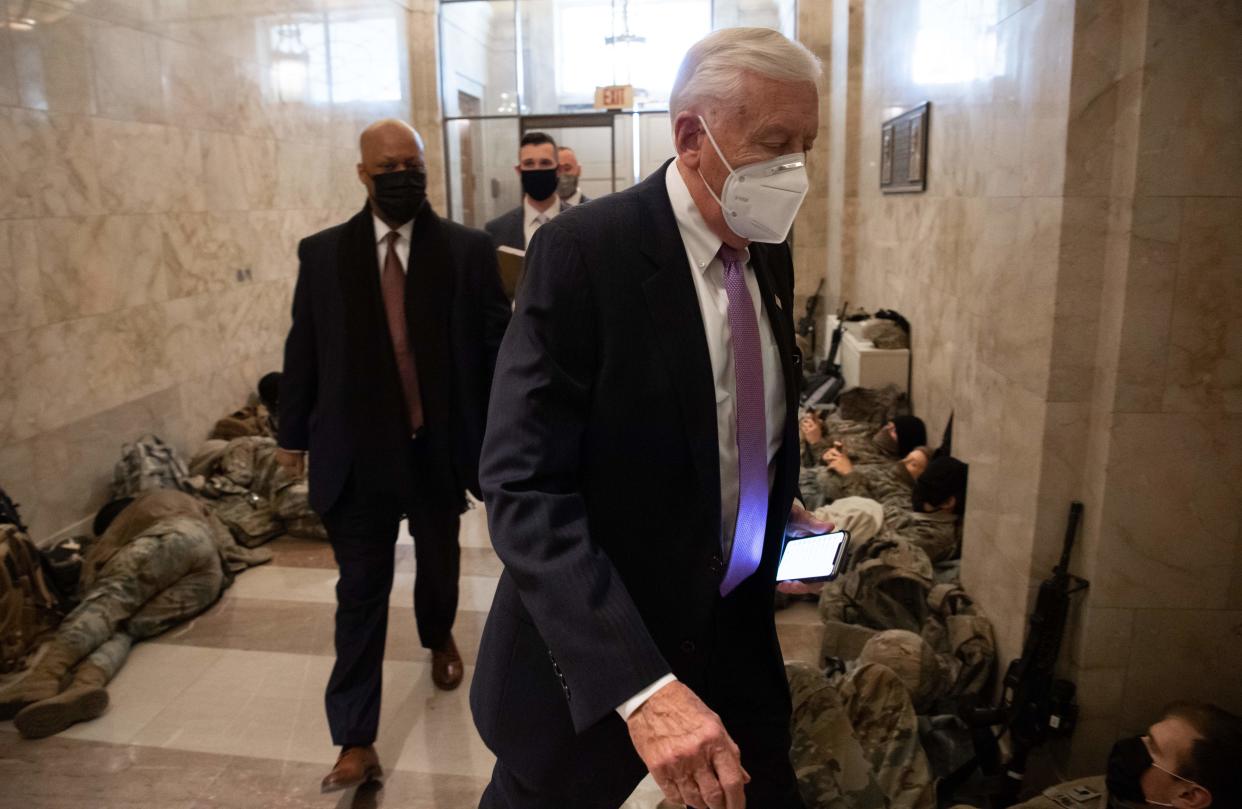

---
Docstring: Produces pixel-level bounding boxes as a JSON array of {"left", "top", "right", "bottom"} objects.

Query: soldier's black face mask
[
  {"left": 521, "top": 168, "right": 559, "bottom": 202},
  {"left": 370, "top": 168, "right": 426, "bottom": 224},
  {"left": 1106, "top": 736, "right": 1178, "bottom": 807}
]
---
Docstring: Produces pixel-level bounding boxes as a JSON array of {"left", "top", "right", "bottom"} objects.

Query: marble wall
[
  {"left": 0, "top": 0, "right": 440, "bottom": 540},
  {"left": 1054, "top": 0, "right": 1242, "bottom": 771},
  {"left": 817, "top": 0, "right": 1242, "bottom": 778}
]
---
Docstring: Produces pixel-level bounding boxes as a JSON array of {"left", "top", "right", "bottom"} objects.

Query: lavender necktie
[{"left": 718, "top": 244, "right": 768, "bottom": 596}]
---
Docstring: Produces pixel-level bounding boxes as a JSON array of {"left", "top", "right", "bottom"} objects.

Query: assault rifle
[
  {"left": 800, "top": 300, "right": 850, "bottom": 407},
  {"left": 796, "top": 278, "right": 825, "bottom": 357},
  {"left": 942, "top": 501, "right": 1090, "bottom": 808}
]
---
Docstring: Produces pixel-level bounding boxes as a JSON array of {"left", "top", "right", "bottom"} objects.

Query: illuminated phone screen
[{"left": 776, "top": 531, "right": 848, "bottom": 582}]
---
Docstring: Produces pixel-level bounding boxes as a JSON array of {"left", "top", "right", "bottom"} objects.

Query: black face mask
[
  {"left": 521, "top": 168, "right": 559, "bottom": 202},
  {"left": 1107, "top": 736, "right": 1156, "bottom": 805},
  {"left": 371, "top": 168, "right": 427, "bottom": 224}
]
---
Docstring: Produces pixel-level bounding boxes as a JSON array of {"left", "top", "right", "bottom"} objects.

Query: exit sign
[{"left": 594, "top": 84, "right": 634, "bottom": 110}]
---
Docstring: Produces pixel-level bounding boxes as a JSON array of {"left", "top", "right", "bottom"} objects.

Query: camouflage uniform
[
  {"left": 834, "top": 385, "right": 908, "bottom": 424},
  {"left": 801, "top": 436, "right": 833, "bottom": 469},
  {"left": 880, "top": 502, "right": 959, "bottom": 563},
  {"left": 64, "top": 516, "right": 224, "bottom": 679},
  {"left": 208, "top": 402, "right": 277, "bottom": 442},
  {"left": 817, "top": 539, "right": 996, "bottom": 708},
  {"left": 823, "top": 417, "right": 901, "bottom": 467},
  {"left": 787, "top": 661, "right": 935, "bottom": 809},
  {"left": 809, "top": 461, "right": 915, "bottom": 512},
  {"left": 0, "top": 491, "right": 271, "bottom": 737},
  {"left": 190, "top": 436, "right": 327, "bottom": 545}
]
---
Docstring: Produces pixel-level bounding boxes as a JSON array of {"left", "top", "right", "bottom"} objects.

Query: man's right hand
[
  {"left": 275, "top": 448, "right": 306, "bottom": 479},
  {"left": 626, "top": 680, "right": 749, "bottom": 809}
]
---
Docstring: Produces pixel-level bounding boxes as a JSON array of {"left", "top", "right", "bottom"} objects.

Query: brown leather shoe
[
  {"left": 431, "top": 635, "right": 463, "bottom": 691},
  {"left": 320, "top": 745, "right": 383, "bottom": 794}
]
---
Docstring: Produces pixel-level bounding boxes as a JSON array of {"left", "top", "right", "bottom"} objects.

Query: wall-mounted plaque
[{"left": 880, "top": 101, "right": 930, "bottom": 193}]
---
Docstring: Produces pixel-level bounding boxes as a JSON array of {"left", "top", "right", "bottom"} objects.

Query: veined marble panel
[
  {"left": 93, "top": 118, "right": 205, "bottom": 214},
  {"left": 0, "top": 220, "right": 47, "bottom": 336},
  {"left": 1162, "top": 198, "right": 1242, "bottom": 415},
  {"left": 1092, "top": 412, "right": 1242, "bottom": 610},
  {"left": 0, "top": 107, "right": 101, "bottom": 219},
  {"left": 90, "top": 19, "right": 166, "bottom": 124},
  {"left": 36, "top": 214, "right": 167, "bottom": 322},
  {"left": 10, "top": 2, "right": 98, "bottom": 115},
  {"left": 1111, "top": 196, "right": 1181, "bottom": 413},
  {"left": 1120, "top": 608, "right": 1242, "bottom": 731}
]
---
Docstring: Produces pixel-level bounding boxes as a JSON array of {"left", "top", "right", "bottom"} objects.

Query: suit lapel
[
  {"left": 636, "top": 164, "right": 722, "bottom": 525},
  {"left": 408, "top": 204, "right": 455, "bottom": 430}
]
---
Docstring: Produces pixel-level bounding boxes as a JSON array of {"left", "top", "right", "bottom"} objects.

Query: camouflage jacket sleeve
[{"left": 886, "top": 513, "right": 958, "bottom": 564}]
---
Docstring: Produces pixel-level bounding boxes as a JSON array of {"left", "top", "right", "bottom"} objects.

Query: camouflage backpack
[
  {"left": 111, "top": 434, "right": 193, "bottom": 499},
  {"left": 0, "top": 497, "right": 66, "bottom": 673}
]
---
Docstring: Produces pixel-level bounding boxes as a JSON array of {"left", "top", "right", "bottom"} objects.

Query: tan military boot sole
[{"left": 13, "top": 685, "right": 109, "bottom": 739}]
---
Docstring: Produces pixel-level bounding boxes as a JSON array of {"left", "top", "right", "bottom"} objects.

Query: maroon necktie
[{"left": 381, "top": 231, "right": 424, "bottom": 433}]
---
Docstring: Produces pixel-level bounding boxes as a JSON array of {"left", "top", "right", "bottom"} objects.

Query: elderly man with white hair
[{"left": 471, "top": 27, "right": 824, "bottom": 809}]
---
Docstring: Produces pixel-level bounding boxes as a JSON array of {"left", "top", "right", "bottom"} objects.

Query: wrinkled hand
[
  {"left": 627, "top": 681, "right": 750, "bottom": 809},
  {"left": 778, "top": 502, "right": 835, "bottom": 595},
  {"left": 275, "top": 448, "right": 306, "bottom": 479}
]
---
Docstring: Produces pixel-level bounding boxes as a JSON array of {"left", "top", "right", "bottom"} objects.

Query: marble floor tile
[
  {"left": 261, "top": 535, "right": 502, "bottom": 577},
  {"left": 153, "top": 597, "right": 489, "bottom": 666},
  {"left": 222, "top": 567, "right": 500, "bottom": 614}
]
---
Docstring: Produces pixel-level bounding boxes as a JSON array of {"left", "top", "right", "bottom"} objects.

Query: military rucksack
[
  {"left": 0, "top": 524, "right": 66, "bottom": 673},
  {"left": 111, "top": 434, "right": 193, "bottom": 499}
]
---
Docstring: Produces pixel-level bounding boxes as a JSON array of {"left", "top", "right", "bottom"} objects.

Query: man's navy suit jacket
[{"left": 470, "top": 160, "right": 803, "bottom": 787}]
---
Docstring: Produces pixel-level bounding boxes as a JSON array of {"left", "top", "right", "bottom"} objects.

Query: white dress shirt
[
  {"left": 617, "top": 161, "right": 788, "bottom": 721},
  {"left": 374, "top": 213, "right": 413, "bottom": 276},
  {"left": 562, "top": 189, "right": 584, "bottom": 207},
  {"left": 523, "top": 196, "right": 561, "bottom": 248}
]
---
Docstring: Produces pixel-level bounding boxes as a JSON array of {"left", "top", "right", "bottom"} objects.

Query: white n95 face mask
[{"left": 697, "top": 115, "right": 809, "bottom": 244}]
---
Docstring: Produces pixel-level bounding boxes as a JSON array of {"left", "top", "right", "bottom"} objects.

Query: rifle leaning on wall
[
  {"left": 796, "top": 278, "right": 826, "bottom": 358},
  {"left": 800, "top": 300, "right": 850, "bottom": 407},
  {"left": 940, "top": 501, "right": 1091, "bottom": 808}
]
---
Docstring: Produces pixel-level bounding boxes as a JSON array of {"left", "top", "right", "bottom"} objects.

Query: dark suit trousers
[
  {"left": 480, "top": 591, "right": 804, "bottom": 809},
  {"left": 321, "top": 438, "right": 462, "bottom": 747}
]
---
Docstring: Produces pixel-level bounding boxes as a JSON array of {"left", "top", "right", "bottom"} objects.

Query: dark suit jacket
[
  {"left": 470, "top": 160, "right": 802, "bottom": 787},
  {"left": 279, "top": 201, "right": 511, "bottom": 516},
  {"left": 483, "top": 205, "right": 524, "bottom": 250}
]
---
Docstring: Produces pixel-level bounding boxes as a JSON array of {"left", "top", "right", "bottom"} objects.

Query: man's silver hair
[{"left": 669, "top": 27, "right": 822, "bottom": 121}]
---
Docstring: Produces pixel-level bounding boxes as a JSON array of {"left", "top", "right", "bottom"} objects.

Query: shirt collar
[
  {"left": 664, "top": 158, "right": 749, "bottom": 274},
  {"left": 524, "top": 195, "right": 561, "bottom": 226},
  {"left": 373, "top": 213, "right": 414, "bottom": 245}
]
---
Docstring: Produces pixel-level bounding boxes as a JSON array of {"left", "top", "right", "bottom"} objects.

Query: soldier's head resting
[
  {"left": 1107, "top": 701, "right": 1242, "bottom": 809},
  {"left": 911, "top": 456, "right": 967, "bottom": 515}
]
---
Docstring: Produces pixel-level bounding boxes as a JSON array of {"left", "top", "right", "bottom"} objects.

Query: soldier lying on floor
[
  {"left": 875, "top": 456, "right": 968, "bottom": 564},
  {"left": 795, "top": 536, "right": 996, "bottom": 713},
  {"left": 189, "top": 435, "right": 326, "bottom": 545},
  {"left": 787, "top": 660, "right": 936, "bottom": 809},
  {"left": 0, "top": 490, "right": 271, "bottom": 739},
  {"left": 824, "top": 414, "right": 927, "bottom": 468},
  {"left": 802, "top": 446, "right": 930, "bottom": 511}
]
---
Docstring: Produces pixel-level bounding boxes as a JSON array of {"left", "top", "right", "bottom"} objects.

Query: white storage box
[{"left": 827, "top": 316, "right": 910, "bottom": 393}]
